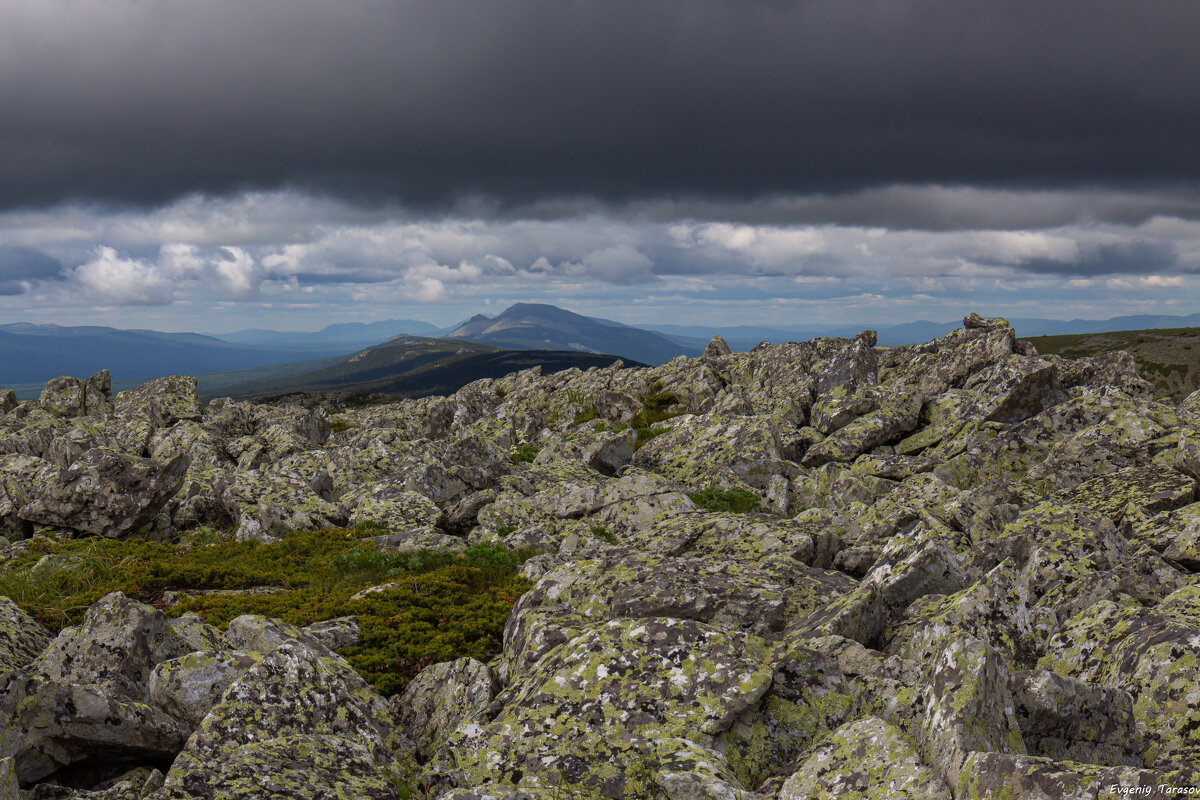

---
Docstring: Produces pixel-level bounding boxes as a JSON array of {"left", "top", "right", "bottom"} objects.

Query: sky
[{"left": 2, "top": 0, "right": 1199, "bottom": 333}]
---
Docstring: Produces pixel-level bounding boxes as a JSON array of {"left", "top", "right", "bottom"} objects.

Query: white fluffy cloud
[
  {"left": 4, "top": 188, "right": 1200, "bottom": 329},
  {"left": 71, "top": 247, "right": 173, "bottom": 305}
]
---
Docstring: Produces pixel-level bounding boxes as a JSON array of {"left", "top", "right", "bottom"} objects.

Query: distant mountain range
[
  {"left": 216, "top": 318, "right": 441, "bottom": 348},
  {"left": 444, "top": 303, "right": 693, "bottom": 365},
  {"left": 202, "top": 336, "right": 640, "bottom": 401},
  {"left": 0, "top": 323, "right": 356, "bottom": 394},
  {"left": 10, "top": 305, "right": 1200, "bottom": 400},
  {"left": 645, "top": 312, "right": 1200, "bottom": 348}
]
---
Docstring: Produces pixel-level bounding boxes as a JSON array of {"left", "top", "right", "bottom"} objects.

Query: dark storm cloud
[
  {"left": 1018, "top": 241, "right": 1179, "bottom": 277},
  {"left": 1, "top": 0, "right": 1198, "bottom": 210},
  {"left": 0, "top": 246, "right": 63, "bottom": 294}
]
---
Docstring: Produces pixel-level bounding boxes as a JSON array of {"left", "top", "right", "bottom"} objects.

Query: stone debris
[{"left": 0, "top": 315, "right": 1197, "bottom": 796}]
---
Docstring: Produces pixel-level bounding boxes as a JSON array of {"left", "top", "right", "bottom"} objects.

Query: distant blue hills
[{"left": 5, "top": 305, "right": 1200, "bottom": 398}]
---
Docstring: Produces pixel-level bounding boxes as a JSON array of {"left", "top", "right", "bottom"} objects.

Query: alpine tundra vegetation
[{"left": 0, "top": 314, "right": 1198, "bottom": 798}]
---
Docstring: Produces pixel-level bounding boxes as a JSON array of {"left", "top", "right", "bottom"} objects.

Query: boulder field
[{"left": 0, "top": 313, "right": 1198, "bottom": 798}]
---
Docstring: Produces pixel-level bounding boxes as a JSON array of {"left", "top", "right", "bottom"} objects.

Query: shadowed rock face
[{"left": 0, "top": 315, "right": 1198, "bottom": 796}]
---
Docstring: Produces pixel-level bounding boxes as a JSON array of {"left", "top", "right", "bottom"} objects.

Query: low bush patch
[{"left": 0, "top": 532, "right": 529, "bottom": 696}]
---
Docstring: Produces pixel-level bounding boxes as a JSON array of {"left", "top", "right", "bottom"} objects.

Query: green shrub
[
  {"left": 634, "top": 426, "right": 671, "bottom": 448},
  {"left": 642, "top": 391, "right": 678, "bottom": 410},
  {"left": 590, "top": 525, "right": 618, "bottom": 544},
  {"left": 509, "top": 444, "right": 539, "bottom": 464},
  {"left": 628, "top": 392, "right": 685, "bottom": 449},
  {"left": 0, "top": 532, "right": 529, "bottom": 696},
  {"left": 573, "top": 408, "right": 599, "bottom": 425},
  {"left": 687, "top": 487, "right": 762, "bottom": 514}
]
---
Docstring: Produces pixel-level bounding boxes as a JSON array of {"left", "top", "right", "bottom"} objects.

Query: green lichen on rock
[{"left": 4, "top": 314, "right": 1200, "bottom": 797}]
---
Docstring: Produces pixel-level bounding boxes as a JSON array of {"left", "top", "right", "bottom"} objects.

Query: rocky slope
[{"left": 0, "top": 313, "right": 1198, "bottom": 798}]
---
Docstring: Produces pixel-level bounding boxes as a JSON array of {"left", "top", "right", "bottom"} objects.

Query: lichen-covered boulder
[
  {"left": 536, "top": 468, "right": 697, "bottom": 539},
  {"left": 112, "top": 376, "right": 201, "bottom": 429},
  {"left": 0, "top": 757, "right": 15, "bottom": 799},
  {"left": 1052, "top": 351, "right": 1151, "bottom": 395},
  {"left": 633, "top": 414, "right": 790, "bottom": 492},
  {"left": 1038, "top": 585, "right": 1200, "bottom": 768},
  {"left": 0, "top": 678, "right": 192, "bottom": 785},
  {"left": 954, "top": 752, "right": 1197, "bottom": 800},
  {"left": 919, "top": 633, "right": 1025, "bottom": 787},
  {"left": 147, "top": 641, "right": 403, "bottom": 799},
  {"left": 717, "top": 642, "right": 857, "bottom": 789},
  {"left": 166, "top": 613, "right": 221, "bottom": 653},
  {"left": 345, "top": 485, "right": 445, "bottom": 532},
  {"left": 17, "top": 450, "right": 188, "bottom": 537},
  {"left": 794, "top": 531, "right": 964, "bottom": 646},
  {"left": 637, "top": 511, "right": 817, "bottom": 566},
  {"left": 0, "top": 594, "right": 193, "bottom": 784},
  {"left": 360, "top": 528, "right": 467, "bottom": 555},
  {"left": 777, "top": 717, "right": 952, "bottom": 799},
  {"left": 36, "top": 376, "right": 88, "bottom": 418},
  {"left": 534, "top": 426, "right": 636, "bottom": 476},
  {"left": 148, "top": 649, "right": 263, "bottom": 726},
  {"left": 501, "top": 550, "right": 810, "bottom": 684},
  {"left": 802, "top": 389, "right": 923, "bottom": 466},
  {"left": 1061, "top": 463, "right": 1195, "bottom": 523},
  {"left": 220, "top": 470, "right": 344, "bottom": 541},
  {"left": 220, "top": 614, "right": 329, "bottom": 656},
  {"left": 914, "top": 500, "right": 1191, "bottom": 662},
  {"left": 0, "top": 455, "right": 54, "bottom": 537},
  {"left": 33, "top": 592, "right": 189, "bottom": 700},
  {"left": 963, "top": 354, "right": 1061, "bottom": 423},
  {"left": 397, "top": 657, "right": 497, "bottom": 758},
  {"left": 0, "top": 597, "right": 51, "bottom": 673},
  {"left": 425, "top": 618, "right": 775, "bottom": 795},
  {"left": 809, "top": 387, "right": 880, "bottom": 435},
  {"left": 302, "top": 615, "right": 361, "bottom": 650},
  {"left": 1009, "top": 669, "right": 1144, "bottom": 766},
  {"left": 0, "top": 391, "right": 16, "bottom": 417},
  {"left": 1127, "top": 500, "right": 1200, "bottom": 570}
]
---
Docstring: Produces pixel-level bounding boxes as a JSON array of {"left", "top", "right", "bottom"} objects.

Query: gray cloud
[
  {"left": 1, "top": 1, "right": 1198, "bottom": 209},
  {"left": 1017, "top": 241, "right": 1179, "bottom": 277},
  {"left": 0, "top": 245, "right": 64, "bottom": 294}
]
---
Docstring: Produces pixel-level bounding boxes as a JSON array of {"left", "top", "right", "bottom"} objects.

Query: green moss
[
  {"left": 510, "top": 443, "right": 540, "bottom": 463},
  {"left": 634, "top": 426, "right": 672, "bottom": 449},
  {"left": 687, "top": 487, "right": 762, "bottom": 514},
  {"left": 329, "top": 419, "right": 354, "bottom": 433},
  {"left": 0, "top": 533, "right": 529, "bottom": 696},
  {"left": 573, "top": 408, "right": 600, "bottom": 425},
  {"left": 590, "top": 524, "right": 618, "bottom": 544}
]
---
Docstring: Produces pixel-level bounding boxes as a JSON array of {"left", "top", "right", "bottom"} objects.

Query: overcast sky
[{"left": 2, "top": 0, "right": 1199, "bottom": 331}]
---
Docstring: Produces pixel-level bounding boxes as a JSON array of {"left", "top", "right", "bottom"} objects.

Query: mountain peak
[{"left": 445, "top": 302, "right": 692, "bottom": 364}]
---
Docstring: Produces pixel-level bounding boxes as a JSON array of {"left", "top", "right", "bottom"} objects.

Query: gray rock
[
  {"left": 919, "top": 633, "right": 1025, "bottom": 787},
  {"left": 148, "top": 649, "right": 263, "bottom": 725},
  {"left": 702, "top": 335, "right": 732, "bottom": 359},
  {"left": 424, "top": 618, "right": 775, "bottom": 793},
  {"left": 302, "top": 616, "right": 361, "bottom": 650},
  {"left": 18, "top": 450, "right": 188, "bottom": 537},
  {"left": 398, "top": 657, "right": 497, "bottom": 758},
  {"left": 1009, "top": 669, "right": 1144, "bottom": 766},
  {"left": 149, "top": 641, "right": 401, "bottom": 799},
  {"left": 221, "top": 614, "right": 328, "bottom": 656},
  {"left": 166, "top": 613, "right": 222, "bottom": 653},
  {"left": 113, "top": 376, "right": 201, "bottom": 428},
  {"left": 33, "top": 592, "right": 188, "bottom": 700},
  {"left": 0, "top": 597, "right": 52, "bottom": 673},
  {"left": 778, "top": 717, "right": 952, "bottom": 799}
]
